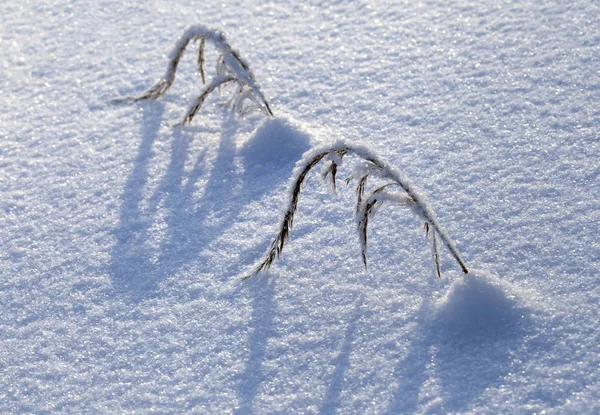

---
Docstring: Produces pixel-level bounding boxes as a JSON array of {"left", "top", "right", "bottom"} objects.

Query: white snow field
[{"left": 1, "top": 0, "right": 599, "bottom": 413}]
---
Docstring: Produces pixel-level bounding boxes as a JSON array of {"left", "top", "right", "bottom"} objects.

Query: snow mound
[
  {"left": 425, "top": 270, "right": 540, "bottom": 412},
  {"left": 239, "top": 116, "right": 311, "bottom": 172},
  {"left": 433, "top": 269, "right": 537, "bottom": 336}
]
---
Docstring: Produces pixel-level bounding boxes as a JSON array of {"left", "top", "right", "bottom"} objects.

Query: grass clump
[
  {"left": 244, "top": 141, "right": 468, "bottom": 279},
  {"left": 116, "top": 24, "right": 273, "bottom": 124}
]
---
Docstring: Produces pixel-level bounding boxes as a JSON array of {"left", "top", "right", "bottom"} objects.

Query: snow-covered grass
[
  {"left": 245, "top": 132, "right": 469, "bottom": 280},
  {"left": 115, "top": 24, "right": 273, "bottom": 124},
  {"left": 1, "top": 0, "right": 599, "bottom": 413}
]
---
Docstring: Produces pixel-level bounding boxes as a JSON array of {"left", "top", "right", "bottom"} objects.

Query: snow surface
[{"left": 1, "top": 0, "right": 599, "bottom": 413}]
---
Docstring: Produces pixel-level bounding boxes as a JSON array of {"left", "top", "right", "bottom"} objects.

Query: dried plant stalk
[
  {"left": 115, "top": 25, "right": 273, "bottom": 123},
  {"left": 244, "top": 141, "right": 468, "bottom": 279},
  {"left": 178, "top": 75, "right": 235, "bottom": 126},
  {"left": 245, "top": 152, "right": 329, "bottom": 279}
]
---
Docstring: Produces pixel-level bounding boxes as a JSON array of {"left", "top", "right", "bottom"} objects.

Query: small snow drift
[
  {"left": 433, "top": 269, "right": 534, "bottom": 336},
  {"left": 115, "top": 24, "right": 273, "bottom": 124},
  {"left": 239, "top": 117, "right": 312, "bottom": 172},
  {"left": 429, "top": 270, "right": 537, "bottom": 410}
]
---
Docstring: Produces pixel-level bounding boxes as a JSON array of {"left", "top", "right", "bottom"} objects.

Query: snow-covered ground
[{"left": 1, "top": 0, "right": 599, "bottom": 413}]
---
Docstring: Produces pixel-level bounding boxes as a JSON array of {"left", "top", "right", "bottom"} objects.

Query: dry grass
[
  {"left": 244, "top": 142, "right": 468, "bottom": 279},
  {"left": 115, "top": 25, "right": 273, "bottom": 124}
]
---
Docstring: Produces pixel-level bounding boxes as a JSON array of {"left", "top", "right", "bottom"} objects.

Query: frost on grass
[
  {"left": 244, "top": 141, "right": 469, "bottom": 279},
  {"left": 115, "top": 24, "right": 273, "bottom": 124}
]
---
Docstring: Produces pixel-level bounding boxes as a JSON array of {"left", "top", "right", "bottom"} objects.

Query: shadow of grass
[
  {"left": 387, "top": 271, "right": 536, "bottom": 413},
  {"left": 110, "top": 113, "right": 310, "bottom": 300}
]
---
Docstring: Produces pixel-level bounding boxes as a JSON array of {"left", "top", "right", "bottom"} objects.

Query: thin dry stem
[
  {"left": 358, "top": 198, "right": 380, "bottom": 268},
  {"left": 432, "top": 229, "right": 441, "bottom": 278},
  {"left": 424, "top": 222, "right": 441, "bottom": 278},
  {"left": 114, "top": 35, "right": 189, "bottom": 104},
  {"left": 322, "top": 162, "right": 339, "bottom": 192},
  {"left": 178, "top": 75, "right": 235, "bottom": 125},
  {"left": 355, "top": 174, "right": 368, "bottom": 213},
  {"left": 197, "top": 37, "right": 206, "bottom": 84},
  {"left": 243, "top": 152, "right": 329, "bottom": 280}
]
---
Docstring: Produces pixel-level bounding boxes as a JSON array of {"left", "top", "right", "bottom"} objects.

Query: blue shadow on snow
[
  {"left": 386, "top": 271, "right": 535, "bottom": 413},
  {"left": 110, "top": 102, "right": 166, "bottom": 296},
  {"left": 234, "top": 276, "right": 278, "bottom": 415},
  {"left": 318, "top": 295, "right": 366, "bottom": 414},
  {"left": 110, "top": 112, "right": 310, "bottom": 300}
]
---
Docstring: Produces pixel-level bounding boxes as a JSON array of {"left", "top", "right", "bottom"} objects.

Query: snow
[{"left": 1, "top": 0, "right": 599, "bottom": 413}]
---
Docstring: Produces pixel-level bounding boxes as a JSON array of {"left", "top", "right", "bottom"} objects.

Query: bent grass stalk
[
  {"left": 115, "top": 25, "right": 273, "bottom": 124},
  {"left": 244, "top": 141, "right": 468, "bottom": 279}
]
